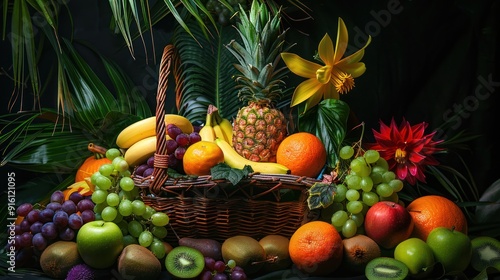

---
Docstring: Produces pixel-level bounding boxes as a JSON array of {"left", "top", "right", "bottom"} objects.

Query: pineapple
[{"left": 226, "top": 0, "right": 289, "bottom": 162}]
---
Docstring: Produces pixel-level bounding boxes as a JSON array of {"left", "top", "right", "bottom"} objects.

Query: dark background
[{"left": 1, "top": 0, "right": 499, "bottom": 195}]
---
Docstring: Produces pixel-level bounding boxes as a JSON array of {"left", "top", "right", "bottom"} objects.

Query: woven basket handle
[{"left": 150, "top": 45, "right": 177, "bottom": 195}]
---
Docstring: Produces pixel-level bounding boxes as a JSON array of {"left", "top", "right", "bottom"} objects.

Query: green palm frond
[{"left": 173, "top": 21, "right": 242, "bottom": 122}]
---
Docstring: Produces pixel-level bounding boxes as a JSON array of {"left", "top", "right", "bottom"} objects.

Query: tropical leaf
[
  {"left": 172, "top": 21, "right": 242, "bottom": 122},
  {"left": 299, "top": 99, "right": 350, "bottom": 167}
]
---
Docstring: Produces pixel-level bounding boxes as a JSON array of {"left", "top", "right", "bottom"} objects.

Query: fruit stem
[{"left": 88, "top": 143, "right": 107, "bottom": 159}]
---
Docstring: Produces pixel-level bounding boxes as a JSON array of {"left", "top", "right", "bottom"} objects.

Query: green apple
[
  {"left": 394, "top": 238, "right": 435, "bottom": 279},
  {"left": 426, "top": 226, "right": 472, "bottom": 273},
  {"left": 76, "top": 220, "right": 124, "bottom": 269}
]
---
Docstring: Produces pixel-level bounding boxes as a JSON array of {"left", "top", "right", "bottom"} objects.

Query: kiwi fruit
[
  {"left": 343, "top": 234, "right": 381, "bottom": 274},
  {"left": 222, "top": 235, "right": 266, "bottom": 275},
  {"left": 178, "top": 237, "right": 223, "bottom": 261},
  {"left": 165, "top": 246, "right": 205, "bottom": 279},
  {"left": 259, "top": 234, "right": 292, "bottom": 272},
  {"left": 118, "top": 244, "right": 162, "bottom": 280},
  {"left": 365, "top": 257, "right": 409, "bottom": 280},
  {"left": 39, "top": 241, "right": 83, "bottom": 279},
  {"left": 470, "top": 236, "right": 500, "bottom": 272}
]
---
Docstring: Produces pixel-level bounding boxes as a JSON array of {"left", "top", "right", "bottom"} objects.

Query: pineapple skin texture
[{"left": 232, "top": 102, "right": 288, "bottom": 162}]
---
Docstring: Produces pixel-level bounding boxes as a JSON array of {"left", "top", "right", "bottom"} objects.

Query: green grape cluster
[
  {"left": 90, "top": 148, "right": 171, "bottom": 259},
  {"left": 203, "top": 0, "right": 247, "bottom": 25},
  {"left": 331, "top": 146, "right": 405, "bottom": 238}
]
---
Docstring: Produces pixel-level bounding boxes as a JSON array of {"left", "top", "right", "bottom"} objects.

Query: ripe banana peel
[
  {"left": 199, "top": 108, "right": 216, "bottom": 142},
  {"left": 116, "top": 114, "right": 193, "bottom": 149},
  {"left": 123, "top": 136, "right": 156, "bottom": 167},
  {"left": 215, "top": 138, "right": 290, "bottom": 174}
]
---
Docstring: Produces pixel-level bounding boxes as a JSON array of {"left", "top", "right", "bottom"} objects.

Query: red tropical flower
[{"left": 368, "top": 118, "right": 444, "bottom": 185}]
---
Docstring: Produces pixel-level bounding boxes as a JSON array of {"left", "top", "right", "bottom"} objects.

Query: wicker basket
[{"left": 134, "top": 45, "right": 319, "bottom": 244}]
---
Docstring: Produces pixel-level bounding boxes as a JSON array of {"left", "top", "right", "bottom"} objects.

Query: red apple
[{"left": 364, "top": 201, "right": 414, "bottom": 249}]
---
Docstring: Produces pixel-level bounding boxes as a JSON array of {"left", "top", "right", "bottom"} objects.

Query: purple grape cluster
[
  {"left": 199, "top": 257, "right": 247, "bottom": 280},
  {"left": 12, "top": 189, "right": 96, "bottom": 264},
  {"left": 134, "top": 124, "right": 202, "bottom": 175}
]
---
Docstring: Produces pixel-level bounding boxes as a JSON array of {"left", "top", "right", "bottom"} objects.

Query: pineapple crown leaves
[{"left": 226, "top": 0, "right": 291, "bottom": 104}]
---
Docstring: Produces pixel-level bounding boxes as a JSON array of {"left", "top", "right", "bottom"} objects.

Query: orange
[
  {"left": 406, "top": 195, "right": 468, "bottom": 241},
  {"left": 276, "top": 132, "right": 327, "bottom": 178},
  {"left": 289, "top": 221, "right": 343, "bottom": 276},
  {"left": 183, "top": 141, "right": 224, "bottom": 175}
]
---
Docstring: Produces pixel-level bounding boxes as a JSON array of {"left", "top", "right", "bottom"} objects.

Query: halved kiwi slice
[
  {"left": 470, "top": 236, "right": 500, "bottom": 272},
  {"left": 365, "top": 257, "right": 409, "bottom": 280},
  {"left": 165, "top": 246, "right": 205, "bottom": 279}
]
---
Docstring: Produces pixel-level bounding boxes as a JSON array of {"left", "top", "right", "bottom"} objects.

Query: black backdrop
[{"left": 1, "top": 0, "right": 499, "bottom": 196}]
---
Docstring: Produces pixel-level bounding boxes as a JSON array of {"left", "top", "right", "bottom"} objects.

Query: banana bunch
[
  {"left": 199, "top": 105, "right": 233, "bottom": 145},
  {"left": 215, "top": 138, "right": 290, "bottom": 175},
  {"left": 116, "top": 114, "right": 193, "bottom": 166}
]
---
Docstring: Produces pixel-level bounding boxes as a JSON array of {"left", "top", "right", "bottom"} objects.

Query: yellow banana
[
  {"left": 124, "top": 136, "right": 156, "bottom": 167},
  {"left": 215, "top": 138, "right": 290, "bottom": 174},
  {"left": 213, "top": 124, "right": 230, "bottom": 143},
  {"left": 217, "top": 117, "right": 234, "bottom": 145},
  {"left": 116, "top": 114, "right": 193, "bottom": 149},
  {"left": 116, "top": 116, "right": 156, "bottom": 149},
  {"left": 199, "top": 125, "right": 216, "bottom": 142}
]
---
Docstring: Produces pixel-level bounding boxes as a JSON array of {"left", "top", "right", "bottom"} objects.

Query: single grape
[
  {"left": 91, "top": 189, "right": 107, "bottom": 204},
  {"left": 151, "top": 212, "right": 169, "bottom": 227},
  {"left": 189, "top": 132, "right": 202, "bottom": 144},
  {"left": 106, "top": 148, "right": 121, "bottom": 160},
  {"left": 339, "top": 145, "right": 354, "bottom": 159},
  {"left": 62, "top": 200, "right": 77, "bottom": 215},
  {"left": 30, "top": 221, "right": 43, "bottom": 234},
  {"left": 90, "top": 171, "right": 101, "bottom": 186},
  {"left": 80, "top": 209, "right": 95, "bottom": 223},
  {"left": 45, "top": 202, "right": 62, "bottom": 212},
  {"left": 350, "top": 212, "right": 365, "bottom": 227},
  {"left": 131, "top": 200, "right": 146, "bottom": 216},
  {"left": 362, "top": 191, "right": 379, "bottom": 206},
  {"left": 142, "top": 167, "right": 154, "bottom": 178},
  {"left": 231, "top": 270, "right": 248, "bottom": 280},
  {"left": 120, "top": 169, "right": 131, "bottom": 177},
  {"left": 20, "top": 232, "right": 33, "bottom": 248},
  {"left": 376, "top": 183, "right": 393, "bottom": 197},
  {"left": 389, "top": 179, "right": 404, "bottom": 193},
  {"left": 38, "top": 208, "right": 54, "bottom": 223},
  {"left": 119, "top": 199, "right": 133, "bottom": 216},
  {"left": 50, "top": 191, "right": 65, "bottom": 204},
  {"left": 360, "top": 176, "right": 374, "bottom": 192},
  {"left": 167, "top": 124, "right": 183, "bottom": 139},
  {"left": 382, "top": 171, "right": 396, "bottom": 183},
  {"left": 142, "top": 206, "right": 156, "bottom": 220},
  {"left": 69, "top": 192, "right": 84, "bottom": 204},
  {"left": 32, "top": 233, "right": 48, "bottom": 251},
  {"left": 349, "top": 157, "right": 365, "bottom": 174},
  {"left": 370, "top": 172, "right": 383, "bottom": 185},
  {"left": 123, "top": 235, "right": 138, "bottom": 247},
  {"left": 41, "top": 222, "right": 58, "bottom": 240},
  {"left": 200, "top": 270, "right": 213, "bottom": 280},
  {"left": 16, "top": 203, "right": 33, "bottom": 217},
  {"left": 214, "top": 260, "right": 226, "bottom": 273},
  {"left": 112, "top": 212, "right": 123, "bottom": 224},
  {"left": 59, "top": 227, "right": 75, "bottom": 241},
  {"left": 77, "top": 199, "right": 95, "bottom": 212},
  {"left": 68, "top": 213, "right": 83, "bottom": 230},
  {"left": 101, "top": 206, "right": 118, "bottom": 222},
  {"left": 151, "top": 226, "right": 168, "bottom": 239},
  {"left": 128, "top": 220, "right": 144, "bottom": 238},
  {"left": 342, "top": 219, "right": 358, "bottom": 238},
  {"left": 106, "top": 193, "right": 120, "bottom": 207},
  {"left": 374, "top": 157, "right": 389, "bottom": 170},
  {"left": 120, "top": 177, "right": 135, "bottom": 192},
  {"left": 93, "top": 202, "right": 107, "bottom": 214},
  {"left": 95, "top": 175, "right": 112, "bottom": 190},
  {"left": 174, "top": 146, "right": 186, "bottom": 160},
  {"left": 149, "top": 240, "right": 166, "bottom": 259},
  {"left": 346, "top": 175, "right": 362, "bottom": 190},
  {"left": 345, "top": 189, "right": 360, "bottom": 201},
  {"left": 168, "top": 154, "right": 179, "bottom": 169},
  {"left": 333, "top": 184, "right": 347, "bottom": 202},
  {"left": 53, "top": 210, "right": 69, "bottom": 229},
  {"left": 26, "top": 209, "right": 41, "bottom": 224},
  {"left": 226, "top": 259, "right": 236, "bottom": 269},
  {"left": 331, "top": 210, "right": 349, "bottom": 227},
  {"left": 364, "top": 149, "right": 380, "bottom": 164},
  {"left": 138, "top": 231, "right": 154, "bottom": 247},
  {"left": 346, "top": 200, "right": 364, "bottom": 214},
  {"left": 124, "top": 187, "right": 139, "bottom": 201},
  {"left": 99, "top": 163, "right": 115, "bottom": 177},
  {"left": 19, "top": 219, "right": 31, "bottom": 232},
  {"left": 380, "top": 192, "right": 399, "bottom": 203},
  {"left": 114, "top": 156, "right": 130, "bottom": 172},
  {"left": 165, "top": 139, "right": 179, "bottom": 155}
]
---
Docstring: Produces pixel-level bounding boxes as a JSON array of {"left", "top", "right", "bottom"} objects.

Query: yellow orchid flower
[{"left": 281, "top": 17, "right": 371, "bottom": 113}]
